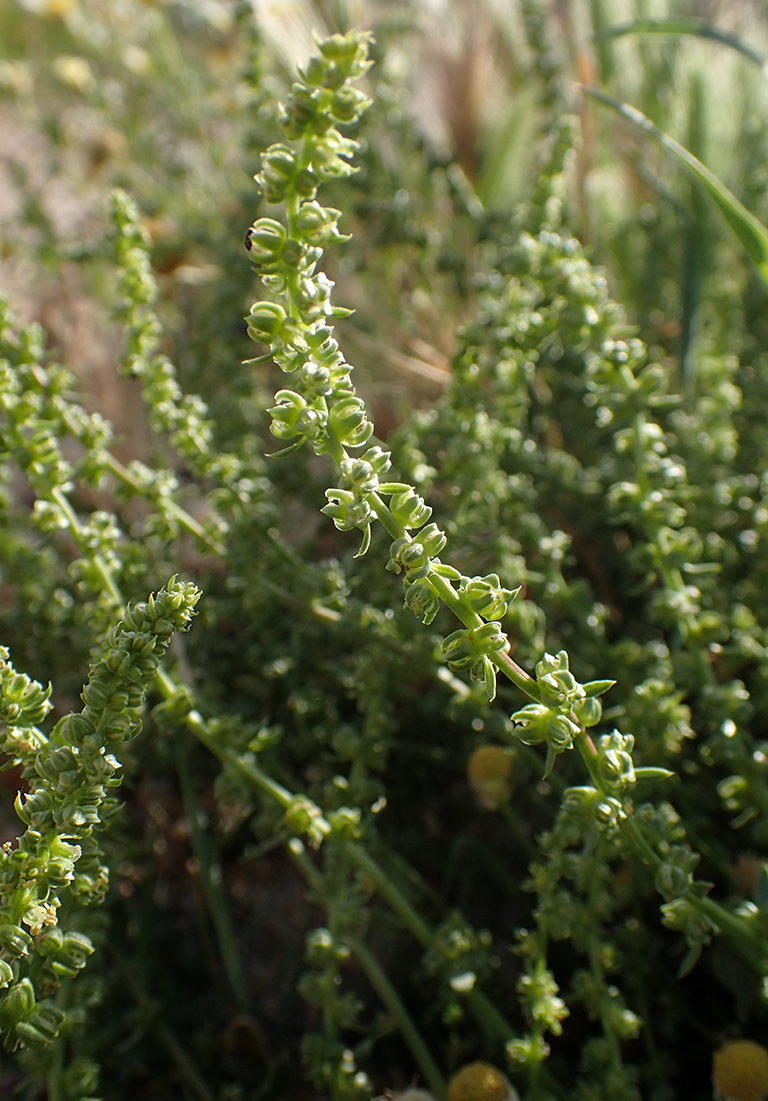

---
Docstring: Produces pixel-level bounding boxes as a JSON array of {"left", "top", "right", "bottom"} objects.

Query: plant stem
[
  {"left": 343, "top": 842, "right": 519, "bottom": 1046},
  {"left": 347, "top": 934, "right": 448, "bottom": 1101},
  {"left": 117, "top": 959, "right": 216, "bottom": 1101},
  {"left": 344, "top": 842, "right": 432, "bottom": 946},
  {"left": 174, "top": 740, "right": 249, "bottom": 1008}
]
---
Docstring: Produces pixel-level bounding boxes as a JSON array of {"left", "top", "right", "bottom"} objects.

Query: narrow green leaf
[
  {"left": 353, "top": 523, "right": 372, "bottom": 559},
  {"left": 378, "top": 482, "right": 412, "bottom": 495},
  {"left": 266, "top": 438, "right": 306, "bottom": 458},
  {"left": 585, "top": 87, "right": 768, "bottom": 290},
  {"left": 582, "top": 679, "right": 616, "bottom": 698},
  {"left": 676, "top": 941, "right": 703, "bottom": 978},
  {"left": 634, "top": 766, "right": 676, "bottom": 781},
  {"left": 594, "top": 17, "right": 768, "bottom": 71},
  {"left": 542, "top": 744, "right": 558, "bottom": 779}
]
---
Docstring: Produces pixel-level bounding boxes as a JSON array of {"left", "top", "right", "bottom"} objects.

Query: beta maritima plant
[
  {"left": 4, "top": 13, "right": 768, "bottom": 1101},
  {"left": 0, "top": 578, "right": 199, "bottom": 1060},
  {"left": 244, "top": 26, "right": 768, "bottom": 1095},
  {"left": 244, "top": 33, "right": 526, "bottom": 707}
]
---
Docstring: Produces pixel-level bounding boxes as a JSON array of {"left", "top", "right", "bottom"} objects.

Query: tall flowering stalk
[
  {"left": 246, "top": 33, "right": 553, "bottom": 715},
  {"left": 0, "top": 579, "right": 199, "bottom": 1061},
  {"left": 244, "top": 28, "right": 768, "bottom": 1090}
]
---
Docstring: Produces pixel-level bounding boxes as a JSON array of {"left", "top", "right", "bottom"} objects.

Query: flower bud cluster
[
  {"left": 246, "top": 32, "right": 523, "bottom": 698},
  {"left": 0, "top": 325, "right": 74, "bottom": 503},
  {"left": 246, "top": 33, "right": 374, "bottom": 477},
  {"left": 0, "top": 578, "right": 199, "bottom": 1050},
  {"left": 384, "top": 490, "right": 450, "bottom": 623},
  {"left": 111, "top": 190, "right": 251, "bottom": 498},
  {"left": 442, "top": 623, "right": 512, "bottom": 701},
  {"left": 422, "top": 912, "right": 493, "bottom": 1000},
  {"left": 511, "top": 651, "right": 613, "bottom": 773}
]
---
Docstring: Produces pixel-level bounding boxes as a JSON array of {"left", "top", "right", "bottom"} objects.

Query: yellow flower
[
  {"left": 467, "top": 746, "right": 514, "bottom": 810},
  {"left": 0, "top": 61, "right": 33, "bottom": 97},
  {"left": 713, "top": 1040, "right": 768, "bottom": 1101},
  {"left": 52, "top": 55, "right": 95, "bottom": 95},
  {"left": 41, "top": 0, "right": 76, "bottom": 17},
  {"left": 447, "top": 1063, "right": 515, "bottom": 1101}
]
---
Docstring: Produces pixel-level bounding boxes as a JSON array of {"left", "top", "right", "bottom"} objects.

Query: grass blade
[
  {"left": 584, "top": 86, "right": 768, "bottom": 289},
  {"left": 594, "top": 16, "right": 768, "bottom": 72}
]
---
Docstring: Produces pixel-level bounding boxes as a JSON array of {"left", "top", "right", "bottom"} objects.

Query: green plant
[{"left": 3, "top": 5, "right": 768, "bottom": 1101}]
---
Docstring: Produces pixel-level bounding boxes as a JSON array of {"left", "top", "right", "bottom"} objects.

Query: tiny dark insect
[{"left": 244, "top": 229, "right": 253, "bottom": 251}]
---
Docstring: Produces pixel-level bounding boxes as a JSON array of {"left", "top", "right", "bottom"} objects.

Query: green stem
[
  {"left": 50, "top": 487, "right": 123, "bottom": 607},
  {"left": 174, "top": 740, "right": 249, "bottom": 1008},
  {"left": 343, "top": 842, "right": 519, "bottom": 1046},
  {"left": 155, "top": 668, "right": 302, "bottom": 816},
  {"left": 574, "top": 730, "right": 602, "bottom": 790},
  {"left": 494, "top": 648, "right": 541, "bottom": 702},
  {"left": 117, "top": 959, "right": 216, "bottom": 1101},
  {"left": 158, "top": 666, "right": 525, "bottom": 1055},
  {"left": 344, "top": 842, "right": 432, "bottom": 946},
  {"left": 464, "top": 987, "right": 517, "bottom": 1043},
  {"left": 369, "top": 491, "right": 411, "bottom": 543},
  {"left": 45, "top": 1019, "right": 66, "bottom": 1101},
  {"left": 347, "top": 934, "right": 448, "bottom": 1101},
  {"left": 620, "top": 815, "right": 768, "bottom": 972},
  {"left": 697, "top": 897, "right": 768, "bottom": 971},
  {"left": 60, "top": 408, "right": 225, "bottom": 553}
]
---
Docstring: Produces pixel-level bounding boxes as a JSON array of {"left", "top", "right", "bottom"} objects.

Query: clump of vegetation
[{"left": 2, "top": 2, "right": 768, "bottom": 1099}]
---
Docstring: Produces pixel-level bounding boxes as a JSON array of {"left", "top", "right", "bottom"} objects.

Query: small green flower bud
[
  {"left": 328, "top": 806, "right": 361, "bottom": 838},
  {"left": 318, "top": 31, "right": 373, "bottom": 82},
  {"left": 299, "top": 55, "right": 327, "bottom": 88},
  {"left": 329, "top": 396, "right": 372, "bottom": 447},
  {"left": 0, "top": 978, "right": 35, "bottom": 1023},
  {"left": 563, "top": 785, "right": 599, "bottom": 819},
  {"left": 321, "top": 490, "right": 373, "bottom": 531},
  {"left": 442, "top": 628, "right": 474, "bottom": 669},
  {"left": 460, "top": 574, "right": 517, "bottom": 620},
  {"left": 305, "top": 927, "right": 336, "bottom": 964},
  {"left": 573, "top": 696, "right": 602, "bottom": 728},
  {"left": 340, "top": 457, "right": 378, "bottom": 495},
  {"left": 280, "top": 83, "right": 324, "bottom": 138},
  {"left": 538, "top": 668, "right": 581, "bottom": 707},
  {"left": 386, "top": 537, "right": 409, "bottom": 574},
  {"left": 403, "top": 576, "right": 440, "bottom": 624},
  {"left": 548, "top": 714, "right": 579, "bottom": 748},
  {"left": 418, "top": 522, "right": 447, "bottom": 556},
  {"left": 329, "top": 86, "right": 371, "bottom": 124},
  {"left": 0, "top": 922, "right": 32, "bottom": 958},
  {"left": 296, "top": 200, "right": 348, "bottom": 244},
  {"left": 360, "top": 445, "right": 392, "bottom": 475},
  {"left": 257, "top": 144, "right": 298, "bottom": 203},
  {"left": 285, "top": 795, "right": 330, "bottom": 846},
  {"left": 246, "top": 301, "right": 288, "bottom": 343},
  {"left": 245, "top": 218, "right": 287, "bottom": 265},
  {"left": 593, "top": 796, "right": 623, "bottom": 825},
  {"left": 299, "top": 360, "right": 332, "bottom": 399},
  {"left": 400, "top": 541, "right": 429, "bottom": 573},
  {"left": 389, "top": 489, "right": 432, "bottom": 530}
]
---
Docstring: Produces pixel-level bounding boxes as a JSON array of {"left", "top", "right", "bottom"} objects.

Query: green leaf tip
[{"left": 584, "top": 87, "right": 768, "bottom": 290}]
